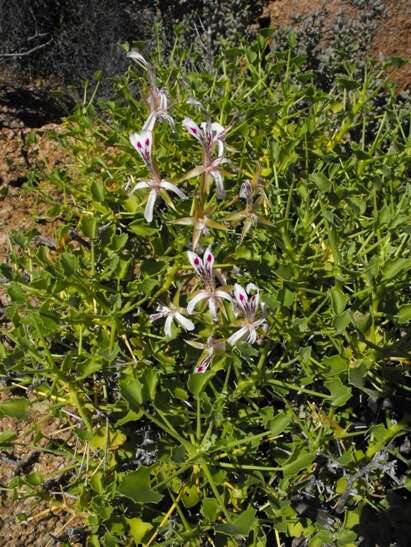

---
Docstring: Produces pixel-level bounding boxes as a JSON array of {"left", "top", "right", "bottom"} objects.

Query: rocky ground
[{"left": 264, "top": 0, "right": 411, "bottom": 89}]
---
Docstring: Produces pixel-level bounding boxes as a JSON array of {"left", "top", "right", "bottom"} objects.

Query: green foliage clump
[{"left": 1, "top": 36, "right": 411, "bottom": 545}]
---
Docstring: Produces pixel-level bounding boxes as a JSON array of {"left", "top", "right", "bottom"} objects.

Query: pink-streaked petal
[
  {"left": 164, "top": 315, "right": 174, "bottom": 337},
  {"left": 160, "top": 181, "right": 187, "bottom": 200},
  {"left": 234, "top": 284, "right": 248, "bottom": 311},
  {"left": 187, "top": 251, "right": 203, "bottom": 273},
  {"left": 187, "top": 290, "right": 209, "bottom": 314},
  {"left": 130, "top": 130, "right": 153, "bottom": 165},
  {"left": 249, "top": 292, "right": 260, "bottom": 315},
  {"left": 183, "top": 117, "right": 203, "bottom": 143},
  {"left": 227, "top": 326, "right": 249, "bottom": 346},
  {"left": 215, "top": 289, "right": 232, "bottom": 302},
  {"left": 144, "top": 189, "right": 157, "bottom": 223},
  {"left": 203, "top": 246, "right": 214, "bottom": 274},
  {"left": 194, "top": 355, "right": 212, "bottom": 374},
  {"left": 174, "top": 312, "right": 195, "bottom": 332}
]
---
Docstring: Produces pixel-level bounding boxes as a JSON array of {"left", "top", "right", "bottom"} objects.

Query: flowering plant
[{"left": 1, "top": 38, "right": 410, "bottom": 546}]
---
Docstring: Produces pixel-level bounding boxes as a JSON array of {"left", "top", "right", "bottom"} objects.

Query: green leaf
[
  {"left": 269, "top": 413, "right": 291, "bottom": 436},
  {"left": 336, "top": 76, "right": 360, "bottom": 90},
  {"left": 330, "top": 287, "right": 348, "bottom": 315},
  {"left": 201, "top": 497, "right": 220, "bottom": 521},
  {"left": 310, "top": 172, "right": 331, "bottom": 192},
  {"left": 188, "top": 370, "right": 215, "bottom": 396},
  {"left": 128, "top": 223, "right": 158, "bottom": 236},
  {"left": 116, "top": 409, "right": 143, "bottom": 427},
  {"left": 81, "top": 216, "right": 98, "bottom": 239},
  {"left": 142, "top": 369, "right": 158, "bottom": 401},
  {"left": 91, "top": 180, "right": 105, "bottom": 202},
  {"left": 0, "top": 398, "right": 29, "bottom": 420},
  {"left": 382, "top": 258, "right": 411, "bottom": 281},
  {"left": 0, "top": 429, "right": 17, "bottom": 446},
  {"left": 182, "top": 484, "right": 201, "bottom": 508},
  {"left": 397, "top": 304, "right": 411, "bottom": 324},
  {"left": 78, "top": 357, "right": 103, "bottom": 379},
  {"left": 216, "top": 507, "right": 257, "bottom": 537},
  {"left": 60, "top": 253, "right": 80, "bottom": 275},
  {"left": 325, "top": 378, "right": 352, "bottom": 406},
  {"left": 127, "top": 518, "right": 153, "bottom": 544},
  {"left": 282, "top": 449, "right": 316, "bottom": 476},
  {"left": 120, "top": 378, "right": 144, "bottom": 409},
  {"left": 7, "top": 283, "right": 26, "bottom": 304},
  {"left": 118, "top": 468, "right": 163, "bottom": 504},
  {"left": 323, "top": 355, "right": 348, "bottom": 377},
  {"left": 352, "top": 311, "right": 372, "bottom": 334}
]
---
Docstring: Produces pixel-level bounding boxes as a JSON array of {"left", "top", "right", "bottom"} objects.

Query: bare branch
[{"left": 0, "top": 38, "right": 52, "bottom": 58}]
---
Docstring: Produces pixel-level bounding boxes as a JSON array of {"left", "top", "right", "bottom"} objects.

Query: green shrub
[{"left": 1, "top": 36, "right": 411, "bottom": 545}]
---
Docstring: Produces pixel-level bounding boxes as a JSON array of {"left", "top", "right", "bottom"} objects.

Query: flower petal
[
  {"left": 183, "top": 117, "right": 203, "bottom": 143},
  {"left": 142, "top": 112, "right": 157, "bottom": 132},
  {"left": 227, "top": 326, "right": 249, "bottom": 346},
  {"left": 246, "top": 325, "right": 257, "bottom": 344},
  {"left": 130, "top": 130, "right": 152, "bottom": 165},
  {"left": 160, "top": 181, "right": 187, "bottom": 200},
  {"left": 215, "top": 289, "right": 232, "bottom": 302},
  {"left": 234, "top": 284, "right": 248, "bottom": 311},
  {"left": 194, "top": 354, "right": 212, "bottom": 374},
  {"left": 240, "top": 181, "right": 253, "bottom": 200},
  {"left": 132, "top": 181, "right": 151, "bottom": 191},
  {"left": 210, "top": 170, "right": 225, "bottom": 199},
  {"left": 127, "top": 49, "right": 148, "bottom": 67},
  {"left": 144, "top": 189, "right": 157, "bottom": 223},
  {"left": 187, "top": 290, "right": 209, "bottom": 314},
  {"left": 158, "top": 89, "right": 168, "bottom": 111},
  {"left": 164, "top": 315, "right": 174, "bottom": 337},
  {"left": 203, "top": 246, "right": 214, "bottom": 274},
  {"left": 208, "top": 297, "right": 218, "bottom": 321},
  {"left": 174, "top": 312, "right": 195, "bottom": 332},
  {"left": 187, "top": 251, "right": 203, "bottom": 274}
]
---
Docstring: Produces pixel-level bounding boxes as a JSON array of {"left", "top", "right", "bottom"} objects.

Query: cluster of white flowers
[{"left": 127, "top": 49, "right": 268, "bottom": 374}]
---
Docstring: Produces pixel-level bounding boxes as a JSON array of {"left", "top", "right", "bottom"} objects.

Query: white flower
[
  {"left": 227, "top": 283, "right": 267, "bottom": 346},
  {"left": 239, "top": 180, "right": 253, "bottom": 201},
  {"left": 144, "top": 88, "right": 175, "bottom": 131},
  {"left": 127, "top": 48, "right": 149, "bottom": 68},
  {"left": 183, "top": 117, "right": 227, "bottom": 157},
  {"left": 204, "top": 156, "right": 227, "bottom": 198},
  {"left": 186, "top": 247, "right": 231, "bottom": 321},
  {"left": 129, "top": 130, "right": 153, "bottom": 167},
  {"left": 150, "top": 304, "right": 194, "bottom": 337},
  {"left": 131, "top": 179, "right": 187, "bottom": 223},
  {"left": 186, "top": 337, "right": 226, "bottom": 374}
]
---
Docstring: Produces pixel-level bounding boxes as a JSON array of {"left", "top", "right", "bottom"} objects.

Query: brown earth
[
  {"left": 0, "top": 394, "right": 84, "bottom": 547},
  {"left": 264, "top": 0, "right": 411, "bottom": 89}
]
